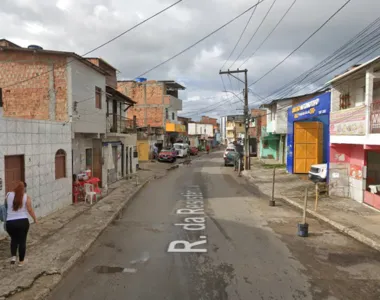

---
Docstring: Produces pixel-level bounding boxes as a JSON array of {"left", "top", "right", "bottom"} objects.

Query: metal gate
[{"left": 294, "top": 122, "right": 323, "bottom": 174}]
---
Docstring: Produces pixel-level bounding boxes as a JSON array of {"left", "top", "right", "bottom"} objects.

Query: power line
[
  {"left": 1, "top": 0, "right": 183, "bottom": 89},
  {"left": 242, "top": 20, "right": 380, "bottom": 113},
  {"left": 220, "top": 0, "right": 260, "bottom": 70},
  {"left": 249, "top": 0, "right": 353, "bottom": 88},
  {"left": 229, "top": 0, "right": 278, "bottom": 69},
  {"left": 77, "top": 14, "right": 380, "bottom": 122},
  {"left": 259, "top": 18, "right": 380, "bottom": 103},
  {"left": 248, "top": 49, "right": 380, "bottom": 118},
  {"left": 8, "top": 1, "right": 268, "bottom": 122},
  {"left": 238, "top": 0, "right": 297, "bottom": 69},
  {"left": 133, "top": 0, "right": 267, "bottom": 79}
]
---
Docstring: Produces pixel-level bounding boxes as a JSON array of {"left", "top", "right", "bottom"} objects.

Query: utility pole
[{"left": 219, "top": 68, "right": 250, "bottom": 170}]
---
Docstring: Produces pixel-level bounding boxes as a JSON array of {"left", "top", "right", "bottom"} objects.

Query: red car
[
  {"left": 189, "top": 146, "right": 199, "bottom": 156},
  {"left": 158, "top": 147, "right": 177, "bottom": 163}
]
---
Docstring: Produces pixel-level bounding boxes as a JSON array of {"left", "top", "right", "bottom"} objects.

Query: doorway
[
  {"left": 129, "top": 147, "right": 133, "bottom": 174},
  {"left": 5, "top": 155, "right": 25, "bottom": 193},
  {"left": 364, "top": 150, "right": 380, "bottom": 209},
  {"left": 92, "top": 139, "right": 102, "bottom": 187},
  {"left": 125, "top": 146, "right": 129, "bottom": 177}
]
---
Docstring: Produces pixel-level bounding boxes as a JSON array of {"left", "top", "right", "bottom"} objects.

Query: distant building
[
  {"left": 249, "top": 109, "right": 267, "bottom": 157},
  {"left": 117, "top": 80, "right": 186, "bottom": 160}
]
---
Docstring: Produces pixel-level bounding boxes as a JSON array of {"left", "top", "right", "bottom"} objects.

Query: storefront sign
[
  {"left": 292, "top": 98, "right": 320, "bottom": 113},
  {"left": 291, "top": 98, "right": 328, "bottom": 119},
  {"left": 330, "top": 105, "right": 366, "bottom": 136}
]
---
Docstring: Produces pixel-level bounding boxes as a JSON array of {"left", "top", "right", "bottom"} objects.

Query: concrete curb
[
  {"left": 280, "top": 195, "right": 380, "bottom": 253},
  {"left": 35, "top": 180, "right": 150, "bottom": 300},
  {"left": 241, "top": 172, "right": 380, "bottom": 253}
]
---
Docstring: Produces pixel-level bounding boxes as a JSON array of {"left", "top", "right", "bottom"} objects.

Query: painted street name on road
[{"left": 168, "top": 185, "right": 207, "bottom": 253}]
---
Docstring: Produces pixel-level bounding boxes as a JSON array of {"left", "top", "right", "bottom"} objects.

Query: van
[{"left": 173, "top": 143, "right": 189, "bottom": 158}]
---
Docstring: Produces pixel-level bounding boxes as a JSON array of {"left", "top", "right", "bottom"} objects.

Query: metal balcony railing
[
  {"left": 107, "top": 114, "right": 136, "bottom": 134},
  {"left": 370, "top": 100, "right": 380, "bottom": 134}
]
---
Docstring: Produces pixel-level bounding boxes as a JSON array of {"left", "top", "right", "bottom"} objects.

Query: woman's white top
[{"left": 6, "top": 192, "right": 28, "bottom": 221}]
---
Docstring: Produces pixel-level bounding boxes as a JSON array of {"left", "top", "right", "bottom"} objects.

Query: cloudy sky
[{"left": 2, "top": 0, "right": 380, "bottom": 120}]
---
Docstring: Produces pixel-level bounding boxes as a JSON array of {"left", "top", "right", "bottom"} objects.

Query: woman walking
[{"left": 5, "top": 181, "right": 37, "bottom": 266}]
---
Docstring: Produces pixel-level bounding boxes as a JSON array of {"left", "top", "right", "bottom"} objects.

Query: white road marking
[
  {"left": 168, "top": 185, "right": 208, "bottom": 253},
  {"left": 122, "top": 268, "right": 137, "bottom": 273}
]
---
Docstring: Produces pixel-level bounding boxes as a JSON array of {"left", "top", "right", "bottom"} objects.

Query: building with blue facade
[{"left": 286, "top": 92, "right": 331, "bottom": 174}]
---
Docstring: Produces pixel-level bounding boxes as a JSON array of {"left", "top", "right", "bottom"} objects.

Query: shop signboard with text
[
  {"left": 330, "top": 105, "right": 366, "bottom": 136},
  {"left": 287, "top": 92, "right": 331, "bottom": 174}
]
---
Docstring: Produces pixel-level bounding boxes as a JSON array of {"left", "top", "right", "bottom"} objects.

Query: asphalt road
[{"left": 48, "top": 151, "right": 380, "bottom": 300}]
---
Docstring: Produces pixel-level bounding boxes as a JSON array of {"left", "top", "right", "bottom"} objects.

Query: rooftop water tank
[{"left": 27, "top": 45, "right": 43, "bottom": 50}]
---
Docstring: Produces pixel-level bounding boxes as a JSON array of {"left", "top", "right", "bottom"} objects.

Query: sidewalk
[
  {"left": 242, "top": 159, "right": 380, "bottom": 253},
  {"left": 0, "top": 162, "right": 178, "bottom": 300}
]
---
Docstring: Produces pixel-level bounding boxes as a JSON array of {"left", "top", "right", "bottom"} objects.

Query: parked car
[
  {"left": 224, "top": 146, "right": 236, "bottom": 166},
  {"left": 224, "top": 150, "right": 239, "bottom": 167},
  {"left": 173, "top": 143, "right": 189, "bottom": 158},
  {"left": 158, "top": 147, "right": 177, "bottom": 163},
  {"left": 189, "top": 146, "right": 199, "bottom": 156},
  {"left": 308, "top": 163, "right": 327, "bottom": 183},
  {"left": 224, "top": 146, "right": 236, "bottom": 158}
]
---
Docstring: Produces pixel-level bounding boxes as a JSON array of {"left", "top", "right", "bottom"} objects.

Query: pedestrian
[
  {"left": 153, "top": 144, "right": 158, "bottom": 160},
  {"left": 206, "top": 144, "right": 210, "bottom": 154},
  {"left": 5, "top": 181, "right": 37, "bottom": 266}
]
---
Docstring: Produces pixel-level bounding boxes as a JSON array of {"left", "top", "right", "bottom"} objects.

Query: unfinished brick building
[
  {"left": 0, "top": 40, "right": 108, "bottom": 231},
  {"left": 117, "top": 80, "right": 185, "bottom": 157}
]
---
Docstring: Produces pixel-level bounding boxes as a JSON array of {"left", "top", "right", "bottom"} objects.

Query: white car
[{"left": 173, "top": 143, "right": 189, "bottom": 158}]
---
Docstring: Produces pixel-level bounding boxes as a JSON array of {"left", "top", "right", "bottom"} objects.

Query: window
[
  {"left": 55, "top": 149, "right": 66, "bottom": 179},
  {"left": 95, "top": 87, "right": 102, "bottom": 109},
  {"left": 0, "top": 88, "right": 3, "bottom": 107},
  {"left": 172, "top": 112, "right": 175, "bottom": 120},
  {"left": 165, "top": 108, "right": 169, "bottom": 120}
]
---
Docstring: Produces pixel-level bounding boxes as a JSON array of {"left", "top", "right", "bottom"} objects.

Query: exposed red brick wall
[
  {"left": 201, "top": 116, "right": 218, "bottom": 126},
  {"left": 0, "top": 51, "right": 68, "bottom": 120},
  {"left": 250, "top": 109, "right": 267, "bottom": 127},
  {"left": 117, "top": 81, "right": 165, "bottom": 127}
]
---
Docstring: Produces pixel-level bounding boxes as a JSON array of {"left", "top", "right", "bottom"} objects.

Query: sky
[{"left": 2, "top": 0, "right": 380, "bottom": 120}]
